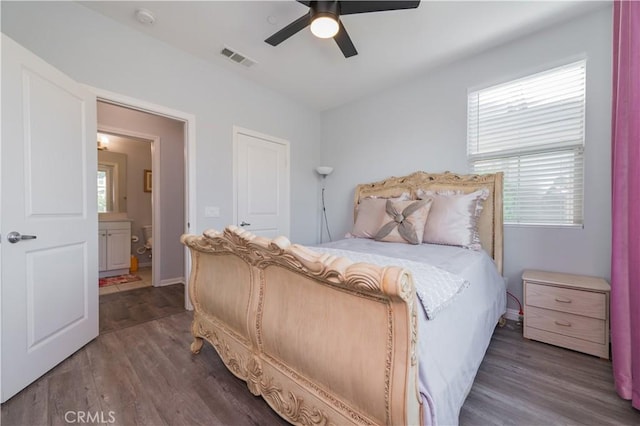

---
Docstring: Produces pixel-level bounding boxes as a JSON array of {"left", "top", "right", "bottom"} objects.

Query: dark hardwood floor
[
  {"left": 2, "top": 285, "right": 639, "bottom": 426},
  {"left": 99, "top": 283, "right": 185, "bottom": 334},
  {"left": 460, "top": 322, "right": 639, "bottom": 426}
]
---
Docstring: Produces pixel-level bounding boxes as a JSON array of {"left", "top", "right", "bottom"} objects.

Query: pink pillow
[
  {"left": 418, "top": 188, "right": 489, "bottom": 250},
  {"left": 351, "top": 193, "right": 410, "bottom": 239},
  {"left": 374, "top": 199, "right": 432, "bottom": 245}
]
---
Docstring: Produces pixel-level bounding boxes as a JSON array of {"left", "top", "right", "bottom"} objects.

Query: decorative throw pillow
[
  {"left": 374, "top": 199, "right": 432, "bottom": 245},
  {"left": 351, "top": 193, "right": 410, "bottom": 238},
  {"left": 418, "top": 188, "right": 489, "bottom": 250}
]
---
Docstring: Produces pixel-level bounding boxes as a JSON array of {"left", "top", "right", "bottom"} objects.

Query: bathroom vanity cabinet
[{"left": 99, "top": 220, "right": 131, "bottom": 278}]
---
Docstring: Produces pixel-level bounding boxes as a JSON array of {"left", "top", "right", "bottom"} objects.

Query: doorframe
[
  {"left": 86, "top": 86, "right": 196, "bottom": 310},
  {"left": 232, "top": 125, "right": 291, "bottom": 237},
  {"left": 98, "top": 124, "right": 161, "bottom": 287}
]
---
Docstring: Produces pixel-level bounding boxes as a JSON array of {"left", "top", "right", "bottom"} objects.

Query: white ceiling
[{"left": 80, "top": 1, "right": 608, "bottom": 111}]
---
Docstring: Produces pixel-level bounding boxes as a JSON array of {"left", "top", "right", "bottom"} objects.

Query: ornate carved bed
[{"left": 181, "top": 171, "right": 504, "bottom": 425}]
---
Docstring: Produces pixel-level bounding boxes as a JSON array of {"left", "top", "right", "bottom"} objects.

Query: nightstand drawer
[
  {"left": 526, "top": 282, "right": 606, "bottom": 319},
  {"left": 526, "top": 306, "right": 605, "bottom": 344}
]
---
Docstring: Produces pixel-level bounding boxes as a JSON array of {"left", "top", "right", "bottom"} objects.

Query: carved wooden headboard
[{"left": 353, "top": 171, "right": 504, "bottom": 274}]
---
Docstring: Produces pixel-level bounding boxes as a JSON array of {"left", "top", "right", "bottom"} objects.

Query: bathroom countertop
[{"left": 99, "top": 213, "right": 134, "bottom": 222}]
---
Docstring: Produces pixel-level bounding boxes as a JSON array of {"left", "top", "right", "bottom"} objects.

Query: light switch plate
[{"left": 205, "top": 206, "right": 220, "bottom": 217}]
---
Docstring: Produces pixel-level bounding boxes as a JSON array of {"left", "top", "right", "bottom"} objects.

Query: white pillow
[{"left": 418, "top": 188, "right": 489, "bottom": 250}]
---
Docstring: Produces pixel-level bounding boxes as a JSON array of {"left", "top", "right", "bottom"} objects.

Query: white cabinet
[
  {"left": 98, "top": 231, "right": 107, "bottom": 271},
  {"left": 99, "top": 221, "right": 131, "bottom": 278}
]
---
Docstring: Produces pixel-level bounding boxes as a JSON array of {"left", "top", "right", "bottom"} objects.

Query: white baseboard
[
  {"left": 157, "top": 277, "right": 185, "bottom": 287},
  {"left": 504, "top": 308, "right": 522, "bottom": 321}
]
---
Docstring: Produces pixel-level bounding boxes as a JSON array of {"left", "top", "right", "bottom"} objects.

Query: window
[
  {"left": 97, "top": 164, "right": 114, "bottom": 213},
  {"left": 467, "top": 60, "right": 586, "bottom": 226}
]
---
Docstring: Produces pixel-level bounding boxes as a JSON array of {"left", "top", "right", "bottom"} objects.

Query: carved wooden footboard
[{"left": 181, "top": 226, "right": 422, "bottom": 426}]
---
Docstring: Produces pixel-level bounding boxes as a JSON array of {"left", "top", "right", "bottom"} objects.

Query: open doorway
[
  {"left": 91, "top": 88, "right": 197, "bottom": 313},
  {"left": 97, "top": 99, "right": 186, "bottom": 286},
  {"left": 97, "top": 130, "right": 154, "bottom": 295},
  {"left": 95, "top": 99, "right": 192, "bottom": 332}
]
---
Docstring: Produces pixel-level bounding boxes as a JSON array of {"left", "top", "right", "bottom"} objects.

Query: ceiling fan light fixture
[
  {"left": 265, "top": 0, "right": 420, "bottom": 58},
  {"left": 310, "top": 14, "right": 339, "bottom": 39}
]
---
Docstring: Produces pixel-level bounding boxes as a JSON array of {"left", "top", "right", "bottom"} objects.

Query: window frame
[
  {"left": 97, "top": 163, "right": 116, "bottom": 213},
  {"left": 467, "top": 60, "right": 587, "bottom": 228}
]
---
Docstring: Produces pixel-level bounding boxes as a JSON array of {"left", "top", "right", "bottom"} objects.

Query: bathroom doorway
[
  {"left": 97, "top": 130, "right": 154, "bottom": 295},
  {"left": 97, "top": 100, "right": 187, "bottom": 294}
]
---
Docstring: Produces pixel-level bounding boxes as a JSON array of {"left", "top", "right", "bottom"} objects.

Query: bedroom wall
[
  {"left": 1, "top": 1, "right": 322, "bottom": 245},
  {"left": 320, "top": 6, "right": 613, "bottom": 311}
]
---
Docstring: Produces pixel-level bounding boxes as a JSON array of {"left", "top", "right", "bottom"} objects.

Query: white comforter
[
  {"left": 311, "top": 246, "right": 468, "bottom": 319},
  {"left": 317, "top": 239, "right": 506, "bottom": 425}
]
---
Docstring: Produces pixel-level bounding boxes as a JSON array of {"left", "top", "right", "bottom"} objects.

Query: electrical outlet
[{"left": 204, "top": 206, "right": 220, "bottom": 217}]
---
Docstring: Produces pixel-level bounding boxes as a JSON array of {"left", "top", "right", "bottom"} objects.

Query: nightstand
[{"left": 523, "top": 269, "right": 610, "bottom": 359}]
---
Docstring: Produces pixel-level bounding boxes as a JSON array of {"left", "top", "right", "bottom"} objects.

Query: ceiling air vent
[{"left": 220, "top": 47, "right": 256, "bottom": 68}]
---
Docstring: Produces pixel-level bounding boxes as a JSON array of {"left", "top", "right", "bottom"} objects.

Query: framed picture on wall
[{"left": 144, "top": 169, "right": 152, "bottom": 192}]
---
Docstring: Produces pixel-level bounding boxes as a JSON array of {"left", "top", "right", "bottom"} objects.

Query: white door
[
  {"left": 1, "top": 35, "right": 98, "bottom": 402},
  {"left": 234, "top": 127, "right": 290, "bottom": 238}
]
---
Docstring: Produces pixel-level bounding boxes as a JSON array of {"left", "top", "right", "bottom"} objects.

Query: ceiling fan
[{"left": 265, "top": 1, "right": 421, "bottom": 58}]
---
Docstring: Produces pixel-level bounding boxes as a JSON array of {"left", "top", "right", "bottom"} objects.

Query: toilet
[
  {"left": 137, "top": 225, "right": 153, "bottom": 257},
  {"left": 142, "top": 225, "right": 153, "bottom": 249}
]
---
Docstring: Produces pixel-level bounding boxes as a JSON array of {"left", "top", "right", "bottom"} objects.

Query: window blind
[{"left": 467, "top": 61, "right": 586, "bottom": 226}]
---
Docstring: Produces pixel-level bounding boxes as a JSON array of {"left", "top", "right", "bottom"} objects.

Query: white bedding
[
  {"left": 310, "top": 246, "right": 469, "bottom": 319},
  {"left": 317, "top": 239, "right": 506, "bottom": 426}
]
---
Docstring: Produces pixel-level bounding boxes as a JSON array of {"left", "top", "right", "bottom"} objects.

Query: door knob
[
  {"left": 7, "top": 231, "right": 37, "bottom": 244},
  {"left": 240, "top": 221, "right": 251, "bottom": 227}
]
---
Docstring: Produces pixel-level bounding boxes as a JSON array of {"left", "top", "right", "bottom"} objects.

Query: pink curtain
[{"left": 611, "top": 0, "right": 640, "bottom": 410}]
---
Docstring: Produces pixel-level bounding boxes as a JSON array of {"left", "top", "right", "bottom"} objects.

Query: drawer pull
[
  {"left": 555, "top": 297, "right": 572, "bottom": 303},
  {"left": 554, "top": 320, "right": 571, "bottom": 327}
]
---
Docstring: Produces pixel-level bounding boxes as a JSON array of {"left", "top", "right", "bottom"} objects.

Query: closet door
[{"left": 234, "top": 126, "right": 290, "bottom": 238}]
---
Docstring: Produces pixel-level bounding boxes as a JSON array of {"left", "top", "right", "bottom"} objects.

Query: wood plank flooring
[
  {"left": 460, "top": 321, "right": 639, "bottom": 425},
  {"left": 2, "top": 285, "right": 639, "bottom": 426},
  {"left": 99, "top": 283, "right": 185, "bottom": 334}
]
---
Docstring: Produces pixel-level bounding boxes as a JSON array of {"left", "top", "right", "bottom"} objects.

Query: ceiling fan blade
[
  {"left": 340, "top": 1, "right": 420, "bottom": 15},
  {"left": 265, "top": 13, "right": 312, "bottom": 46},
  {"left": 334, "top": 20, "right": 357, "bottom": 58}
]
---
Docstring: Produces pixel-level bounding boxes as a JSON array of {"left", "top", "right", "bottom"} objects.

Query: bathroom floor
[{"left": 99, "top": 267, "right": 152, "bottom": 296}]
